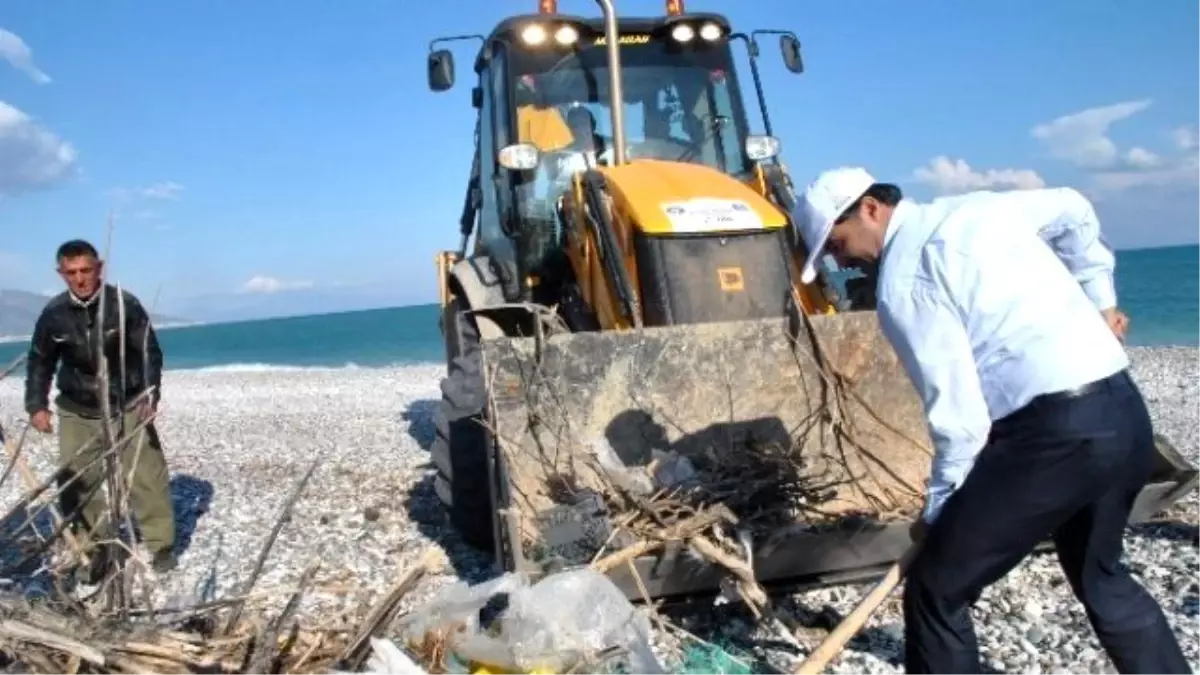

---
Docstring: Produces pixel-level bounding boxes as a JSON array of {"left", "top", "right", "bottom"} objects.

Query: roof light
[
  {"left": 671, "top": 23, "right": 694, "bottom": 42},
  {"left": 665, "top": 0, "right": 684, "bottom": 16},
  {"left": 538, "top": 0, "right": 557, "bottom": 13},
  {"left": 521, "top": 23, "right": 547, "bottom": 45},
  {"left": 699, "top": 22, "right": 722, "bottom": 41},
  {"left": 554, "top": 24, "right": 578, "bottom": 45}
]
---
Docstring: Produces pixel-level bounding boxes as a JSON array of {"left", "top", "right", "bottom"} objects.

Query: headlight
[
  {"left": 498, "top": 143, "right": 540, "bottom": 171},
  {"left": 745, "top": 135, "right": 781, "bottom": 162},
  {"left": 699, "top": 22, "right": 722, "bottom": 41},
  {"left": 521, "top": 24, "right": 547, "bottom": 45}
]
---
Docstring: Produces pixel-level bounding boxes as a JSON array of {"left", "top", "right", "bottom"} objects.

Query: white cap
[{"left": 794, "top": 166, "right": 877, "bottom": 284}]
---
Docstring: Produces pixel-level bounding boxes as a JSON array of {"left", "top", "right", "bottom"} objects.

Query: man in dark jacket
[{"left": 25, "top": 239, "right": 176, "bottom": 577}]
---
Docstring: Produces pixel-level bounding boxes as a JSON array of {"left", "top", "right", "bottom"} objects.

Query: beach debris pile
[
  {"left": 0, "top": 429, "right": 762, "bottom": 675},
  {"left": 0, "top": 353, "right": 757, "bottom": 675}
]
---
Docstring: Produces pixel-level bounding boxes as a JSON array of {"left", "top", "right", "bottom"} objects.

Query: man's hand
[
  {"left": 909, "top": 518, "right": 928, "bottom": 544},
  {"left": 30, "top": 410, "right": 52, "bottom": 434},
  {"left": 135, "top": 399, "right": 157, "bottom": 423},
  {"left": 1101, "top": 307, "right": 1130, "bottom": 343}
]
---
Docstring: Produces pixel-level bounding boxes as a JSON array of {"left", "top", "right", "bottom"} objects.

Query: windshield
[
  {"left": 511, "top": 37, "right": 750, "bottom": 176},
  {"left": 507, "top": 37, "right": 752, "bottom": 254}
]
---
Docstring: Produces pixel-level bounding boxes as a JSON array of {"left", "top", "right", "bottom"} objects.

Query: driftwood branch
[{"left": 222, "top": 447, "right": 326, "bottom": 634}]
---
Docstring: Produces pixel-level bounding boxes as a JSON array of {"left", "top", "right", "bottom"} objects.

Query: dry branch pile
[
  {"left": 0, "top": 224, "right": 444, "bottom": 673},
  {"left": 0, "top": 405, "right": 444, "bottom": 674}
]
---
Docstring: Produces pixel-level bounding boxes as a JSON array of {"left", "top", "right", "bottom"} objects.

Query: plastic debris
[
  {"left": 677, "top": 643, "right": 754, "bottom": 675},
  {"left": 396, "top": 567, "right": 665, "bottom": 674},
  {"left": 333, "top": 634, "right": 432, "bottom": 672}
]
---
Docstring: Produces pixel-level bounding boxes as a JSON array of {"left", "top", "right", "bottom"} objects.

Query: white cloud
[
  {"left": 1029, "top": 102, "right": 1199, "bottom": 200},
  {"left": 1030, "top": 99, "right": 1152, "bottom": 170},
  {"left": 1171, "top": 126, "right": 1198, "bottom": 152},
  {"left": 0, "top": 100, "right": 77, "bottom": 198},
  {"left": 0, "top": 28, "right": 51, "bottom": 85},
  {"left": 140, "top": 181, "right": 184, "bottom": 199},
  {"left": 241, "top": 275, "right": 315, "bottom": 294},
  {"left": 109, "top": 181, "right": 184, "bottom": 203},
  {"left": 911, "top": 156, "right": 1046, "bottom": 195},
  {"left": 1090, "top": 153, "right": 1199, "bottom": 194},
  {"left": 1123, "top": 147, "right": 1161, "bottom": 169}
]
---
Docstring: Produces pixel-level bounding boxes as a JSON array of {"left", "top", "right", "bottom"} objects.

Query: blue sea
[{"left": 1, "top": 245, "right": 1196, "bottom": 372}]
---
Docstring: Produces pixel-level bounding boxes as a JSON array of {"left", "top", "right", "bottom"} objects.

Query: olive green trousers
[{"left": 55, "top": 408, "right": 176, "bottom": 554}]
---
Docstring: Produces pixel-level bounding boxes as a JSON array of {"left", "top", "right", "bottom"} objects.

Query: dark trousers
[{"left": 903, "top": 370, "right": 1191, "bottom": 674}]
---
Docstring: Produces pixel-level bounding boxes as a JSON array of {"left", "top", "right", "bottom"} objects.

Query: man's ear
[{"left": 861, "top": 196, "right": 880, "bottom": 220}]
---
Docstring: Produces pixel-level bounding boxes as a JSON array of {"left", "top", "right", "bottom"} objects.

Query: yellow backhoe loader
[{"left": 424, "top": 0, "right": 1197, "bottom": 602}]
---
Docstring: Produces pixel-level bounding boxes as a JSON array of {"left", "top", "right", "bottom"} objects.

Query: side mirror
[
  {"left": 428, "top": 49, "right": 455, "bottom": 92},
  {"left": 780, "top": 35, "right": 803, "bottom": 74}
]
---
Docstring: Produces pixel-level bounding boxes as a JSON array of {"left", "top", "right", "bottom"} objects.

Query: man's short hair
[
  {"left": 836, "top": 183, "right": 904, "bottom": 225},
  {"left": 56, "top": 239, "right": 99, "bottom": 262}
]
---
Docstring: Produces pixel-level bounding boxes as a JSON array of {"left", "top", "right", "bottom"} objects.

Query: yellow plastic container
[{"left": 468, "top": 663, "right": 554, "bottom": 674}]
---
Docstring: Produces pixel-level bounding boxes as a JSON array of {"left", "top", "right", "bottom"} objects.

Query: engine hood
[{"left": 599, "top": 159, "right": 788, "bottom": 236}]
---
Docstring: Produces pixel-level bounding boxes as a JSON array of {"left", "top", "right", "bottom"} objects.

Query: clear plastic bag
[{"left": 397, "top": 567, "right": 664, "bottom": 674}]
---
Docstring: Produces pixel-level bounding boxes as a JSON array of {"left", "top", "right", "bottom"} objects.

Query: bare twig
[
  {"left": 0, "top": 423, "right": 29, "bottom": 496},
  {"left": 0, "top": 354, "right": 27, "bottom": 382},
  {"left": 0, "top": 419, "right": 86, "bottom": 560},
  {"left": 336, "top": 548, "right": 439, "bottom": 671},
  {"left": 0, "top": 619, "right": 106, "bottom": 666},
  {"left": 222, "top": 447, "right": 326, "bottom": 634},
  {"left": 94, "top": 210, "right": 130, "bottom": 615},
  {"left": 246, "top": 557, "right": 322, "bottom": 674},
  {"left": 0, "top": 399, "right": 159, "bottom": 559}
]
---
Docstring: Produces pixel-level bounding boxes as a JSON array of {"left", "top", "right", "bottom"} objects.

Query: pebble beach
[{"left": 0, "top": 346, "right": 1196, "bottom": 673}]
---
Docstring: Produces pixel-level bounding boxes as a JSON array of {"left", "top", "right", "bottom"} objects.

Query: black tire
[{"left": 430, "top": 298, "right": 495, "bottom": 551}]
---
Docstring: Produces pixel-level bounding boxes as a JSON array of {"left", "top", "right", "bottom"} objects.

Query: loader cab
[
  {"left": 505, "top": 18, "right": 757, "bottom": 176},
  {"left": 427, "top": 13, "right": 765, "bottom": 304}
]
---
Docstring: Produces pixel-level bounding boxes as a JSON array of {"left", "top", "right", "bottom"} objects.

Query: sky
[{"left": 0, "top": 0, "right": 1197, "bottom": 320}]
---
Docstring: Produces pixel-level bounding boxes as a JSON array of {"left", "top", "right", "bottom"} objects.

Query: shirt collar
[
  {"left": 69, "top": 287, "right": 102, "bottom": 308},
  {"left": 881, "top": 199, "right": 917, "bottom": 259}
]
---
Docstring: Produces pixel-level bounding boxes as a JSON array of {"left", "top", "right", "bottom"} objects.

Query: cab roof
[{"left": 472, "top": 12, "right": 733, "bottom": 73}]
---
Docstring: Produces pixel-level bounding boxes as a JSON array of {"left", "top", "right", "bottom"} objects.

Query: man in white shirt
[{"left": 792, "top": 167, "right": 1189, "bottom": 673}]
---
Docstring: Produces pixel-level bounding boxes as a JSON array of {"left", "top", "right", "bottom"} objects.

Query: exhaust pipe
[{"left": 594, "top": 0, "right": 627, "bottom": 165}]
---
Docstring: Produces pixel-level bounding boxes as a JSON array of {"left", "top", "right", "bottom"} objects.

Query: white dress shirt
[{"left": 875, "top": 187, "right": 1130, "bottom": 524}]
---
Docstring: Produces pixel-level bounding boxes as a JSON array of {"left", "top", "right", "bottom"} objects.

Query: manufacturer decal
[
  {"left": 717, "top": 266, "right": 745, "bottom": 292},
  {"left": 594, "top": 33, "right": 651, "bottom": 45},
  {"left": 659, "top": 198, "right": 763, "bottom": 233}
]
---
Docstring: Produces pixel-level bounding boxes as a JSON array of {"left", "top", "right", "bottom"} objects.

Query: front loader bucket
[
  {"left": 478, "top": 311, "right": 1198, "bottom": 602},
  {"left": 479, "top": 310, "right": 932, "bottom": 599}
]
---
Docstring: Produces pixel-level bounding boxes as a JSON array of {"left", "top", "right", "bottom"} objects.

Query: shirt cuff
[
  {"left": 921, "top": 490, "right": 949, "bottom": 524},
  {"left": 1080, "top": 274, "right": 1117, "bottom": 311}
]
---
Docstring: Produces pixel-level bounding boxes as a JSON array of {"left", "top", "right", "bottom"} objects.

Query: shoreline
[
  {"left": 0, "top": 346, "right": 1195, "bottom": 672},
  {"left": 1, "top": 344, "right": 1196, "bottom": 375}
]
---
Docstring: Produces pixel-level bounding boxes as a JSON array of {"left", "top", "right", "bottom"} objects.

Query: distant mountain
[{"left": 0, "top": 289, "right": 188, "bottom": 339}]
